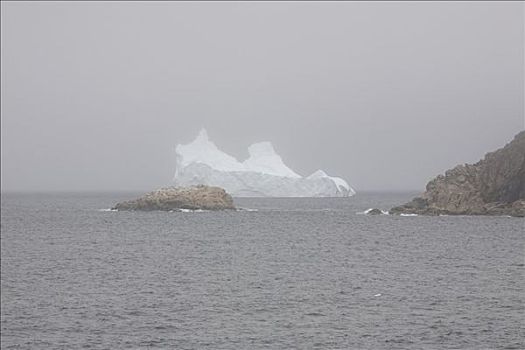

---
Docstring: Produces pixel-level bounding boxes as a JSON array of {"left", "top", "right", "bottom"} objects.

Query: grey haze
[{"left": 1, "top": 1, "right": 524, "bottom": 192}]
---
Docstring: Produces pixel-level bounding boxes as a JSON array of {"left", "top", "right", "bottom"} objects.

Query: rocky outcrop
[
  {"left": 391, "top": 131, "right": 525, "bottom": 217},
  {"left": 366, "top": 208, "right": 384, "bottom": 215},
  {"left": 113, "top": 185, "right": 235, "bottom": 211}
]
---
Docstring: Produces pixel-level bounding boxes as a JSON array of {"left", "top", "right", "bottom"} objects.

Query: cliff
[{"left": 390, "top": 131, "right": 525, "bottom": 217}]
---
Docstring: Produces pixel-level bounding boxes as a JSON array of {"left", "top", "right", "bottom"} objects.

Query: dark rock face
[
  {"left": 113, "top": 185, "right": 236, "bottom": 211},
  {"left": 391, "top": 131, "right": 525, "bottom": 217}
]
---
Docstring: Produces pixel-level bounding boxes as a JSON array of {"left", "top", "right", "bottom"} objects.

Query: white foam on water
[
  {"left": 178, "top": 209, "right": 206, "bottom": 213},
  {"left": 237, "top": 208, "right": 259, "bottom": 212}
]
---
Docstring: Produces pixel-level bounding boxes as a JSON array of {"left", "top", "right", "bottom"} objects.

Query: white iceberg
[{"left": 173, "top": 129, "right": 356, "bottom": 197}]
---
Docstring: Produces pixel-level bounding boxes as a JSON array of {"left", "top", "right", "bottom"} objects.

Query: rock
[
  {"left": 391, "top": 131, "right": 525, "bottom": 217},
  {"left": 112, "top": 185, "right": 236, "bottom": 211},
  {"left": 366, "top": 208, "right": 384, "bottom": 215}
]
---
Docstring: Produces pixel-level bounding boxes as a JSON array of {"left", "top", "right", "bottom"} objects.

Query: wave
[{"left": 236, "top": 207, "right": 258, "bottom": 212}]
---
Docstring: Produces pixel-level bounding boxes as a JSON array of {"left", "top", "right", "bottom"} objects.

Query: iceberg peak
[
  {"left": 196, "top": 128, "right": 209, "bottom": 141},
  {"left": 248, "top": 142, "right": 276, "bottom": 157},
  {"left": 175, "top": 129, "right": 244, "bottom": 172},
  {"left": 244, "top": 142, "right": 301, "bottom": 178}
]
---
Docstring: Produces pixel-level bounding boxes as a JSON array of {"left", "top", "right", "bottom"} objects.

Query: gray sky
[{"left": 1, "top": 1, "right": 524, "bottom": 192}]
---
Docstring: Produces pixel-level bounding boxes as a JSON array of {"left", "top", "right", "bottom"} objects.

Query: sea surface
[{"left": 1, "top": 192, "right": 524, "bottom": 349}]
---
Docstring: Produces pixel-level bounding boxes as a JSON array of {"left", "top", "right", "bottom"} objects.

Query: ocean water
[{"left": 1, "top": 192, "right": 524, "bottom": 349}]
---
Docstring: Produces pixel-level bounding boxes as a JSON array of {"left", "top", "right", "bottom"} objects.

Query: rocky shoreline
[
  {"left": 390, "top": 131, "right": 525, "bottom": 217},
  {"left": 112, "top": 185, "right": 236, "bottom": 211}
]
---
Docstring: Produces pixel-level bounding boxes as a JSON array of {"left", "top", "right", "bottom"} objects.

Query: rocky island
[
  {"left": 390, "top": 131, "right": 525, "bottom": 217},
  {"left": 112, "top": 185, "right": 236, "bottom": 211}
]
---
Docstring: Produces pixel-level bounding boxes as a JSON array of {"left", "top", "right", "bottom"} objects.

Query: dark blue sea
[{"left": 1, "top": 192, "right": 524, "bottom": 349}]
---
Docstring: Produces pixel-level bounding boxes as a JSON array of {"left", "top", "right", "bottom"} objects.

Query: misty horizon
[{"left": 1, "top": 1, "right": 524, "bottom": 192}]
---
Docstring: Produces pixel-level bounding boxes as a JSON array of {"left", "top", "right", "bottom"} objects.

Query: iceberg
[{"left": 173, "top": 129, "right": 356, "bottom": 197}]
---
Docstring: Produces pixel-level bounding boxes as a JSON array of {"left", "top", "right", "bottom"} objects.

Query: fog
[{"left": 1, "top": 2, "right": 523, "bottom": 192}]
